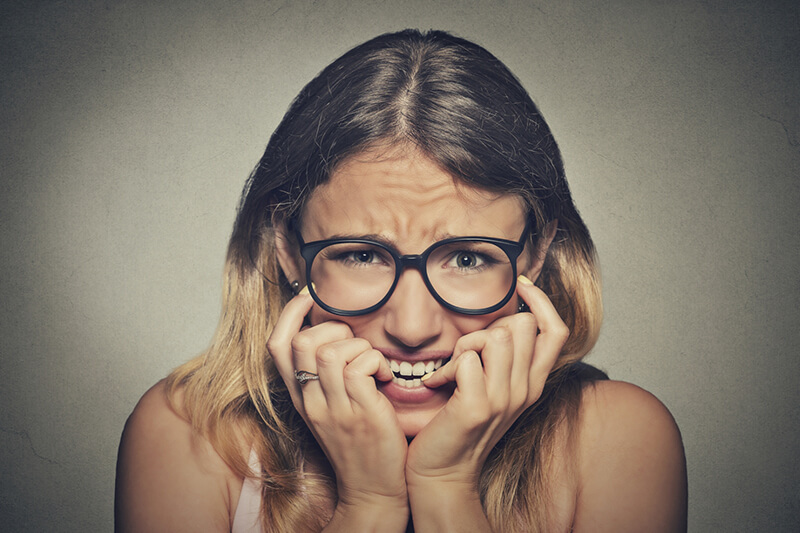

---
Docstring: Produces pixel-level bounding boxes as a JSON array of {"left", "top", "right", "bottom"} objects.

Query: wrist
[
  {"left": 324, "top": 495, "right": 409, "bottom": 533},
  {"left": 407, "top": 476, "right": 481, "bottom": 505},
  {"left": 405, "top": 463, "right": 480, "bottom": 494},
  {"left": 407, "top": 478, "right": 490, "bottom": 533}
]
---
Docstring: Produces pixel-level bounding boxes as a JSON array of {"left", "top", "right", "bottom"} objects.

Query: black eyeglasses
[{"left": 294, "top": 220, "right": 533, "bottom": 316}]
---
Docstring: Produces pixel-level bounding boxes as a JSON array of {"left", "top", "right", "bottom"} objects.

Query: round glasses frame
[{"left": 294, "top": 220, "right": 534, "bottom": 316}]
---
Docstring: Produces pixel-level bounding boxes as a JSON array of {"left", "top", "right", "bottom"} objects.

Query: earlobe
[
  {"left": 523, "top": 219, "right": 558, "bottom": 282},
  {"left": 274, "top": 221, "right": 303, "bottom": 287}
]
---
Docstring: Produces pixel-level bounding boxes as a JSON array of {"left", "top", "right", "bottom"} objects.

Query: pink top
[{"left": 231, "top": 449, "right": 263, "bottom": 533}]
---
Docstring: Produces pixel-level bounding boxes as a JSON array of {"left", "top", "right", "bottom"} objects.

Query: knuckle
[
  {"left": 342, "top": 364, "right": 361, "bottom": 383},
  {"left": 331, "top": 322, "right": 355, "bottom": 339},
  {"left": 290, "top": 332, "right": 315, "bottom": 354},
  {"left": 266, "top": 336, "right": 279, "bottom": 355},
  {"left": 489, "top": 326, "right": 512, "bottom": 342},
  {"left": 315, "top": 345, "right": 339, "bottom": 367},
  {"left": 454, "top": 332, "right": 479, "bottom": 353},
  {"left": 354, "top": 338, "right": 373, "bottom": 353},
  {"left": 363, "top": 349, "right": 383, "bottom": 367},
  {"left": 514, "top": 311, "right": 537, "bottom": 329},
  {"left": 554, "top": 323, "right": 570, "bottom": 342}
]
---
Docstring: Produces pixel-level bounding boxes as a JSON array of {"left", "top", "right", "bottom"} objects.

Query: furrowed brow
[{"left": 323, "top": 233, "right": 399, "bottom": 248}]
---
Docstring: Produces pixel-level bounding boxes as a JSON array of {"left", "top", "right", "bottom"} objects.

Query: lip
[
  {"left": 376, "top": 347, "right": 452, "bottom": 362},
  {"left": 377, "top": 378, "right": 454, "bottom": 404}
]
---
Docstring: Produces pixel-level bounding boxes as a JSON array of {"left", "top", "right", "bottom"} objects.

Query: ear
[
  {"left": 274, "top": 221, "right": 304, "bottom": 287},
  {"left": 523, "top": 219, "right": 558, "bottom": 282}
]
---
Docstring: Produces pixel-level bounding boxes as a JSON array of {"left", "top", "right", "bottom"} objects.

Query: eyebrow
[
  {"left": 316, "top": 230, "right": 475, "bottom": 246},
  {"left": 322, "top": 233, "right": 399, "bottom": 247}
]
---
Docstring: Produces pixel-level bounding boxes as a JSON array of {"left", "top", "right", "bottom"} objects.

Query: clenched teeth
[{"left": 387, "top": 357, "right": 448, "bottom": 388}]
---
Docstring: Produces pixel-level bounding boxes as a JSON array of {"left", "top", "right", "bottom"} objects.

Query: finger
[
  {"left": 266, "top": 291, "right": 315, "bottom": 397},
  {"left": 516, "top": 279, "right": 569, "bottom": 393},
  {"left": 503, "top": 310, "right": 537, "bottom": 396},
  {"left": 426, "top": 328, "right": 493, "bottom": 389},
  {"left": 451, "top": 329, "right": 489, "bottom": 359},
  {"left": 451, "top": 351, "right": 489, "bottom": 409},
  {"left": 479, "top": 325, "right": 514, "bottom": 403},
  {"left": 314, "top": 338, "right": 373, "bottom": 413},
  {"left": 343, "top": 349, "right": 393, "bottom": 410},
  {"left": 453, "top": 323, "right": 516, "bottom": 397},
  {"left": 290, "top": 321, "right": 355, "bottom": 408},
  {"left": 290, "top": 320, "right": 356, "bottom": 372},
  {"left": 423, "top": 349, "right": 484, "bottom": 392}
]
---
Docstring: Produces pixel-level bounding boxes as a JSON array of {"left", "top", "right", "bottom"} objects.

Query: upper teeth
[{"left": 388, "top": 358, "right": 445, "bottom": 378}]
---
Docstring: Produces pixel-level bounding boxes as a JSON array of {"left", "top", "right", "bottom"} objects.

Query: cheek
[
  {"left": 448, "top": 297, "right": 520, "bottom": 334},
  {"left": 308, "top": 306, "right": 377, "bottom": 332},
  {"left": 307, "top": 296, "right": 521, "bottom": 338}
]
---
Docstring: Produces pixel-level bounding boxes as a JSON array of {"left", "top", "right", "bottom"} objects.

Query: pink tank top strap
[{"left": 231, "top": 449, "right": 263, "bottom": 533}]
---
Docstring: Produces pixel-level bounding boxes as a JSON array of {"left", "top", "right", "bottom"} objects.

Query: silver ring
[{"left": 294, "top": 369, "right": 320, "bottom": 385}]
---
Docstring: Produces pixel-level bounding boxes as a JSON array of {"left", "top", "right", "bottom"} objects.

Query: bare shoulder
[
  {"left": 115, "top": 380, "right": 243, "bottom": 532},
  {"left": 573, "top": 380, "right": 688, "bottom": 532}
]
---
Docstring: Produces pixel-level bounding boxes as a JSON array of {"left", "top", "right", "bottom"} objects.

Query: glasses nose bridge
[
  {"left": 388, "top": 252, "right": 437, "bottom": 305},
  {"left": 396, "top": 253, "right": 426, "bottom": 275}
]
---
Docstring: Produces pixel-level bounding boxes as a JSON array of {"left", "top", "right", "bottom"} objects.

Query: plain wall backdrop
[{"left": 1, "top": 1, "right": 797, "bottom": 531}]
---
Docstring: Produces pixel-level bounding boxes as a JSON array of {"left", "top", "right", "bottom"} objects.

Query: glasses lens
[
  {"left": 426, "top": 241, "right": 515, "bottom": 310},
  {"left": 309, "top": 242, "right": 396, "bottom": 312}
]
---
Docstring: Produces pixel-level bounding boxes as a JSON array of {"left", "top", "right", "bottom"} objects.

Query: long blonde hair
[{"left": 167, "top": 29, "right": 602, "bottom": 532}]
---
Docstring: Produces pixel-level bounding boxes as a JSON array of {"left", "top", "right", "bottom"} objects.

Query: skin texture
[{"left": 115, "top": 147, "right": 687, "bottom": 532}]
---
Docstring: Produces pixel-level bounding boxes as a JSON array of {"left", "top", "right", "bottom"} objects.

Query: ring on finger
[{"left": 294, "top": 369, "right": 320, "bottom": 385}]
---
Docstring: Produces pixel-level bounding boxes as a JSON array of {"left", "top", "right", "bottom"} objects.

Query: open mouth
[{"left": 386, "top": 357, "right": 450, "bottom": 388}]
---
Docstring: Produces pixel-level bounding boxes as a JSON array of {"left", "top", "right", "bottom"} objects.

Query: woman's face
[{"left": 289, "top": 147, "right": 531, "bottom": 437}]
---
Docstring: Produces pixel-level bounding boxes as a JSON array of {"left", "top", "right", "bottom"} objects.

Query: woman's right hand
[{"left": 266, "top": 289, "right": 410, "bottom": 531}]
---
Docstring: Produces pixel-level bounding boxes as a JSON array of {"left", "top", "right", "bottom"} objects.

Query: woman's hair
[{"left": 167, "top": 29, "right": 602, "bottom": 532}]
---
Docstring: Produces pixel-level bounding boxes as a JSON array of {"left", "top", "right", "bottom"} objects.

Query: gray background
[{"left": 1, "top": 1, "right": 797, "bottom": 531}]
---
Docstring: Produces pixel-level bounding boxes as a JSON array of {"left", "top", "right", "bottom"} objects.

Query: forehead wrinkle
[{"left": 300, "top": 148, "right": 527, "bottom": 246}]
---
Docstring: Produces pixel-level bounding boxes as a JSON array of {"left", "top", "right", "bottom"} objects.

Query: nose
[{"left": 382, "top": 267, "right": 443, "bottom": 349}]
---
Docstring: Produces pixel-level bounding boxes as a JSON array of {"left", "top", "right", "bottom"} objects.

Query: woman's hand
[
  {"left": 266, "top": 290, "right": 409, "bottom": 531},
  {"left": 405, "top": 277, "right": 569, "bottom": 526}
]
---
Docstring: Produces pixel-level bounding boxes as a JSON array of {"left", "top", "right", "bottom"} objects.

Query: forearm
[{"left": 407, "top": 480, "right": 493, "bottom": 533}]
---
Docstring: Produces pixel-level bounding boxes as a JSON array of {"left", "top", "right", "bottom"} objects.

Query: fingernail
[
  {"left": 421, "top": 372, "right": 433, "bottom": 382},
  {"left": 517, "top": 274, "right": 533, "bottom": 286},
  {"left": 299, "top": 285, "right": 310, "bottom": 295}
]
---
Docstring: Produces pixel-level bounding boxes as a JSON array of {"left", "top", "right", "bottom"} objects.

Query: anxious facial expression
[{"left": 290, "top": 147, "right": 531, "bottom": 437}]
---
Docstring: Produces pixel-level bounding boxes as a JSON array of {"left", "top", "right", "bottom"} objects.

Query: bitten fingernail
[
  {"left": 517, "top": 274, "right": 533, "bottom": 285},
  {"left": 299, "top": 284, "right": 310, "bottom": 295},
  {"left": 421, "top": 372, "right": 433, "bottom": 382}
]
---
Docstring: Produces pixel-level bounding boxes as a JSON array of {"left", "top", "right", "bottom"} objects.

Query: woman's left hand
[{"left": 405, "top": 278, "right": 569, "bottom": 491}]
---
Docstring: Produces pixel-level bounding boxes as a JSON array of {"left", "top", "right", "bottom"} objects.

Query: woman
[{"left": 115, "top": 30, "right": 687, "bottom": 532}]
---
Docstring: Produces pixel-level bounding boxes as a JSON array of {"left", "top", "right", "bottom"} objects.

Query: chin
[{"left": 395, "top": 404, "right": 443, "bottom": 439}]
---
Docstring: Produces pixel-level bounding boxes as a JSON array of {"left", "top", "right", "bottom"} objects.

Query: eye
[
  {"left": 352, "top": 250, "right": 376, "bottom": 263},
  {"left": 455, "top": 252, "right": 482, "bottom": 268},
  {"left": 446, "top": 251, "right": 488, "bottom": 271},
  {"left": 332, "top": 247, "right": 388, "bottom": 267}
]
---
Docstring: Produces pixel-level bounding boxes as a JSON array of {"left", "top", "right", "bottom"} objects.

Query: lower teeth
[{"left": 391, "top": 376, "right": 422, "bottom": 388}]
